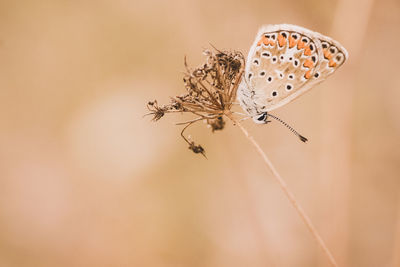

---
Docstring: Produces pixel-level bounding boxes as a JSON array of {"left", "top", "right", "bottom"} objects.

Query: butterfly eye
[
  {"left": 252, "top": 113, "right": 268, "bottom": 124},
  {"left": 259, "top": 71, "right": 266, "bottom": 77},
  {"left": 293, "top": 59, "right": 299, "bottom": 67},
  {"left": 291, "top": 33, "right": 299, "bottom": 40},
  {"left": 309, "top": 44, "right": 315, "bottom": 51},
  {"left": 301, "top": 37, "right": 309, "bottom": 43},
  {"left": 267, "top": 76, "right": 273, "bottom": 83},
  {"left": 281, "top": 32, "right": 288, "bottom": 38},
  {"left": 261, "top": 52, "right": 270, "bottom": 57},
  {"left": 286, "top": 84, "right": 293, "bottom": 91},
  {"left": 321, "top": 42, "right": 329, "bottom": 49},
  {"left": 329, "top": 46, "right": 337, "bottom": 54},
  {"left": 248, "top": 72, "right": 253, "bottom": 79},
  {"left": 253, "top": 59, "right": 260, "bottom": 65},
  {"left": 271, "top": 56, "right": 278, "bottom": 63},
  {"left": 271, "top": 91, "right": 278, "bottom": 97},
  {"left": 288, "top": 74, "right": 295, "bottom": 80},
  {"left": 257, "top": 113, "right": 267, "bottom": 121},
  {"left": 314, "top": 72, "right": 320, "bottom": 78},
  {"left": 279, "top": 55, "right": 284, "bottom": 61}
]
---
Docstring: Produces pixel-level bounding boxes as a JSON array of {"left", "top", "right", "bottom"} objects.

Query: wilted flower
[{"left": 146, "top": 49, "right": 245, "bottom": 155}]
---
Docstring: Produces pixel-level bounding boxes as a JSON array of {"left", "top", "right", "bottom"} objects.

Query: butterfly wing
[
  {"left": 238, "top": 24, "right": 348, "bottom": 115},
  {"left": 309, "top": 34, "right": 348, "bottom": 87}
]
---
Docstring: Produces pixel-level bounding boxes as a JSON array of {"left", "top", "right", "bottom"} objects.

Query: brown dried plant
[{"left": 146, "top": 49, "right": 244, "bottom": 156}]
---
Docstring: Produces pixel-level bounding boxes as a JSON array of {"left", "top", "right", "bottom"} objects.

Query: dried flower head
[
  {"left": 146, "top": 48, "right": 245, "bottom": 155},
  {"left": 207, "top": 116, "right": 225, "bottom": 132}
]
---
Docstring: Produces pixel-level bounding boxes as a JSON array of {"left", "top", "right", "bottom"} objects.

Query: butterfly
[{"left": 237, "top": 24, "right": 348, "bottom": 140}]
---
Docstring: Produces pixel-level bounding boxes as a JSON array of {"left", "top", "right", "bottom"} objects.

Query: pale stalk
[{"left": 225, "top": 111, "right": 338, "bottom": 267}]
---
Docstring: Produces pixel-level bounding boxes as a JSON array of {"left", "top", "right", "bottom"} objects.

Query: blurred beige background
[{"left": 0, "top": 0, "right": 399, "bottom": 266}]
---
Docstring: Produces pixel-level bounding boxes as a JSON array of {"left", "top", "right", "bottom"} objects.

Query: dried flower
[
  {"left": 146, "top": 48, "right": 245, "bottom": 155},
  {"left": 208, "top": 116, "right": 225, "bottom": 132}
]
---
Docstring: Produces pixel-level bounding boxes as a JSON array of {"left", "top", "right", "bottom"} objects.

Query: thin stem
[
  {"left": 228, "top": 63, "right": 244, "bottom": 104},
  {"left": 196, "top": 79, "right": 221, "bottom": 108},
  {"left": 180, "top": 121, "right": 195, "bottom": 145},
  {"left": 214, "top": 60, "right": 226, "bottom": 109},
  {"left": 175, "top": 117, "right": 205, "bottom": 126},
  {"left": 225, "top": 111, "right": 338, "bottom": 267}
]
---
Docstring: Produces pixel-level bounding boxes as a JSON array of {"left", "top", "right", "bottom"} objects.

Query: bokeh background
[{"left": 1, "top": 0, "right": 399, "bottom": 266}]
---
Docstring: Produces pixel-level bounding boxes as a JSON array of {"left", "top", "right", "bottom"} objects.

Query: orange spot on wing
[
  {"left": 269, "top": 39, "right": 275, "bottom": 46},
  {"left": 304, "top": 70, "right": 312, "bottom": 79},
  {"left": 323, "top": 48, "right": 332, "bottom": 59},
  {"left": 278, "top": 34, "right": 287, "bottom": 47},
  {"left": 329, "top": 60, "right": 337, "bottom": 67},
  {"left": 289, "top": 36, "right": 297, "bottom": 48},
  {"left": 303, "top": 59, "right": 313, "bottom": 69},
  {"left": 263, "top": 37, "right": 270, "bottom": 46},
  {"left": 304, "top": 45, "right": 312, "bottom": 56},
  {"left": 297, "top": 41, "right": 305, "bottom": 50}
]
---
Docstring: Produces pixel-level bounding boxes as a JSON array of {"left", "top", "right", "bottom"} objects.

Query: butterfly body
[{"left": 238, "top": 24, "right": 348, "bottom": 118}]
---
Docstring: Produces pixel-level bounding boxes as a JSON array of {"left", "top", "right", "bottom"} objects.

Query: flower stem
[{"left": 226, "top": 112, "right": 338, "bottom": 267}]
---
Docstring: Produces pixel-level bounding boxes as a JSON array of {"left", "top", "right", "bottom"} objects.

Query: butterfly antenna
[{"left": 267, "top": 113, "right": 308, "bottom": 142}]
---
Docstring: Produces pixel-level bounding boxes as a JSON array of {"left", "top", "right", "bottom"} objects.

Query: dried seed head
[
  {"left": 146, "top": 100, "right": 167, "bottom": 121},
  {"left": 188, "top": 142, "right": 206, "bottom": 158},
  {"left": 146, "top": 48, "right": 245, "bottom": 156},
  {"left": 208, "top": 116, "right": 225, "bottom": 132}
]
